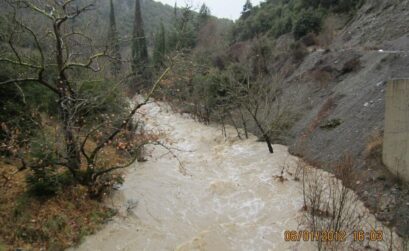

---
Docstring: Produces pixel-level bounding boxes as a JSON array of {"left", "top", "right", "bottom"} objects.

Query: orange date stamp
[
  {"left": 284, "top": 230, "right": 384, "bottom": 242},
  {"left": 352, "top": 230, "right": 383, "bottom": 242},
  {"left": 284, "top": 230, "right": 347, "bottom": 242}
]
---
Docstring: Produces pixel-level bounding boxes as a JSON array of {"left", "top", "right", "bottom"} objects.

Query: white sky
[{"left": 152, "top": 0, "right": 264, "bottom": 20}]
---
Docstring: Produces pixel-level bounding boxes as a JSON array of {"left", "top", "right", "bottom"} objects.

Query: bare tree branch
[
  {"left": 63, "top": 51, "right": 107, "bottom": 72},
  {"left": 88, "top": 66, "right": 172, "bottom": 162}
]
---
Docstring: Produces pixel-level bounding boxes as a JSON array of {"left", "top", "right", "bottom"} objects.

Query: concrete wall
[{"left": 383, "top": 79, "right": 409, "bottom": 183}]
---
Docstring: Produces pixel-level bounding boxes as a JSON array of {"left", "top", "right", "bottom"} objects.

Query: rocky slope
[{"left": 268, "top": 0, "right": 409, "bottom": 238}]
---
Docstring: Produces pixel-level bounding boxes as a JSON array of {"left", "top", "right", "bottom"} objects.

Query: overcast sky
[{"left": 153, "top": 0, "right": 263, "bottom": 20}]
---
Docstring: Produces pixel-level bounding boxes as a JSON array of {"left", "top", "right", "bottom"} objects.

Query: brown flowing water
[{"left": 73, "top": 101, "right": 402, "bottom": 251}]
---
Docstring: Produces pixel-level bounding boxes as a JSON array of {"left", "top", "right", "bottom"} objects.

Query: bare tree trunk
[
  {"left": 228, "top": 111, "right": 242, "bottom": 140},
  {"left": 54, "top": 23, "right": 81, "bottom": 170},
  {"left": 302, "top": 163, "right": 306, "bottom": 209},
  {"left": 250, "top": 111, "right": 273, "bottom": 153},
  {"left": 239, "top": 108, "right": 249, "bottom": 139},
  {"left": 220, "top": 115, "right": 227, "bottom": 138},
  {"left": 60, "top": 102, "right": 81, "bottom": 170},
  {"left": 205, "top": 106, "right": 211, "bottom": 125}
]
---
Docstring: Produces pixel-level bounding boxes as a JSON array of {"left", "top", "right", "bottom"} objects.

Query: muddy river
[{"left": 73, "top": 101, "right": 401, "bottom": 251}]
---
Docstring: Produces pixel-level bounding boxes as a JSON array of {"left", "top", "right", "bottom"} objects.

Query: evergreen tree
[
  {"left": 168, "top": 5, "right": 196, "bottom": 51},
  {"left": 177, "top": 7, "right": 197, "bottom": 49},
  {"left": 241, "top": 0, "right": 253, "bottom": 19},
  {"left": 174, "top": 2, "right": 178, "bottom": 20},
  {"left": 153, "top": 22, "right": 166, "bottom": 67},
  {"left": 132, "top": 0, "right": 150, "bottom": 88},
  {"left": 197, "top": 3, "right": 211, "bottom": 28},
  {"left": 167, "top": 3, "right": 179, "bottom": 51},
  {"left": 108, "top": 0, "right": 121, "bottom": 76}
]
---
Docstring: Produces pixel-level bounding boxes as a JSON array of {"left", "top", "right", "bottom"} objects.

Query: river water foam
[{"left": 73, "top": 101, "right": 401, "bottom": 251}]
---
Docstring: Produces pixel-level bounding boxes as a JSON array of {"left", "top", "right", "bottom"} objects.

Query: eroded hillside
[{"left": 240, "top": 0, "right": 409, "bottom": 237}]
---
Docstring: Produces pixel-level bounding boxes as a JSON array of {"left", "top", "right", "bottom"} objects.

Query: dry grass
[
  {"left": 364, "top": 130, "right": 383, "bottom": 159},
  {"left": 333, "top": 154, "right": 356, "bottom": 187},
  {"left": 316, "top": 16, "right": 340, "bottom": 48},
  {"left": 311, "top": 68, "right": 334, "bottom": 89},
  {"left": 0, "top": 143, "right": 124, "bottom": 250},
  {"left": 299, "top": 97, "right": 336, "bottom": 145}
]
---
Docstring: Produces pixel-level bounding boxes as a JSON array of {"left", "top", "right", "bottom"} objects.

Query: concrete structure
[{"left": 383, "top": 79, "right": 409, "bottom": 183}]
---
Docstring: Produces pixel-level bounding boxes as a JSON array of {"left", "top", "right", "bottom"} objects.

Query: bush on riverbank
[{"left": 0, "top": 160, "right": 115, "bottom": 250}]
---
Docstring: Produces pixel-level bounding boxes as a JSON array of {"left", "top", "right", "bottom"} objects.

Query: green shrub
[
  {"left": 26, "top": 132, "right": 74, "bottom": 197},
  {"left": 0, "top": 242, "right": 5, "bottom": 251},
  {"left": 301, "top": 0, "right": 322, "bottom": 8},
  {"left": 12, "top": 194, "right": 32, "bottom": 222},
  {"left": 76, "top": 80, "right": 129, "bottom": 125},
  {"left": 28, "top": 131, "right": 60, "bottom": 164},
  {"left": 0, "top": 78, "right": 40, "bottom": 156},
  {"left": 232, "top": 0, "right": 363, "bottom": 42},
  {"left": 23, "top": 83, "right": 58, "bottom": 115},
  {"left": 45, "top": 215, "right": 68, "bottom": 232},
  {"left": 293, "top": 11, "right": 322, "bottom": 40},
  {"left": 26, "top": 169, "right": 75, "bottom": 197},
  {"left": 334, "top": 0, "right": 364, "bottom": 12},
  {"left": 269, "top": 16, "right": 293, "bottom": 38},
  {"left": 302, "top": 0, "right": 364, "bottom": 12},
  {"left": 320, "top": 118, "right": 342, "bottom": 129}
]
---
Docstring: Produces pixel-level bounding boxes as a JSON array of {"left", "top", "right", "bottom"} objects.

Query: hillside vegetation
[{"left": 232, "top": 0, "right": 363, "bottom": 41}]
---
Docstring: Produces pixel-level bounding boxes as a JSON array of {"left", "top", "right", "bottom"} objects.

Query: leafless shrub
[
  {"left": 294, "top": 160, "right": 303, "bottom": 182},
  {"left": 300, "top": 156, "right": 365, "bottom": 250},
  {"left": 273, "top": 159, "right": 292, "bottom": 183},
  {"left": 301, "top": 33, "right": 318, "bottom": 47},
  {"left": 317, "top": 16, "right": 339, "bottom": 48},
  {"left": 290, "top": 41, "right": 308, "bottom": 63},
  {"left": 125, "top": 199, "right": 139, "bottom": 214},
  {"left": 341, "top": 58, "right": 361, "bottom": 74}
]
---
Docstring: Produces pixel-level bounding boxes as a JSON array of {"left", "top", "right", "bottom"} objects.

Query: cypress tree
[
  {"left": 153, "top": 22, "right": 166, "bottom": 67},
  {"left": 241, "top": 0, "right": 253, "bottom": 19},
  {"left": 177, "top": 7, "right": 196, "bottom": 49},
  {"left": 174, "top": 2, "right": 178, "bottom": 20},
  {"left": 132, "top": 0, "right": 149, "bottom": 88},
  {"left": 108, "top": 0, "right": 121, "bottom": 76},
  {"left": 198, "top": 3, "right": 210, "bottom": 28}
]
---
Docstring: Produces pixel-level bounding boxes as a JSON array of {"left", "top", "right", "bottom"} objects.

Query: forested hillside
[{"left": 232, "top": 0, "right": 363, "bottom": 41}]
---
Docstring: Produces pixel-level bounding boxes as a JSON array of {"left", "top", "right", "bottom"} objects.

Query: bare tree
[
  {"left": 223, "top": 72, "right": 283, "bottom": 153},
  {"left": 300, "top": 156, "right": 365, "bottom": 250},
  {"left": 0, "top": 0, "right": 171, "bottom": 197}
]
